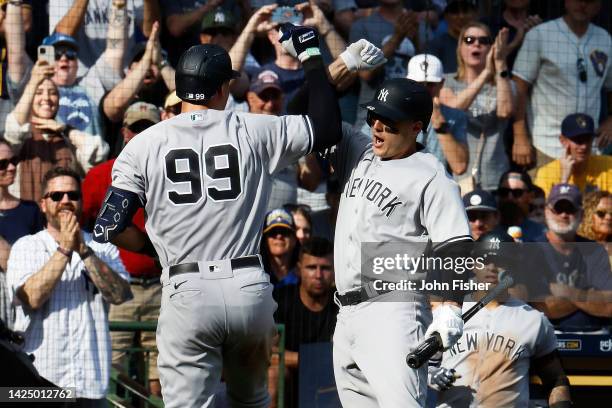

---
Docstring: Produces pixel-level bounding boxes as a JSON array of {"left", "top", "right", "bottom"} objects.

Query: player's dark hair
[
  {"left": 42, "top": 167, "right": 82, "bottom": 195},
  {"left": 299, "top": 237, "right": 333, "bottom": 260}
]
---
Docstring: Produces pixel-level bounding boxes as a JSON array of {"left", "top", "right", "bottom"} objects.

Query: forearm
[
  {"left": 229, "top": 29, "right": 256, "bottom": 71},
  {"left": 142, "top": 0, "right": 160, "bottom": 37},
  {"left": 166, "top": 5, "right": 212, "bottom": 38},
  {"left": 534, "top": 298, "right": 578, "bottom": 319},
  {"left": 104, "top": 2, "right": 128, "bottom": 74},
  {"left": 495, "top": 70, "right": 513, "bottom": 119},
  {"left": 322, "top": 27, "right": 347, "bottom": 60},
  {"left": 13, "top": 80, "right": 37, "bottom": 125},
  {"left": 54, "top": 0, "right": 89, "bottom": 37},
  {"left": 103, "top": 67, "right": 148, "bottom": 122},
  {"left": 19, "top": 252, "right": 69, "bottom": 309},
  {"left": 438, "top": 135, "right": 468, "bottom": 175},
  {"left": 305, "top": 57, "right": 342, "bottom": 152},
  {"left": 573, "top": 289, "right": 612, "bottom": 317},
  {"left": 0, "top": 237, "right": 11, "bottom": 272},
  {"left": 445, "top": 73, "right": 488, "bottom": 110},
  {"left": 82, "top": 253, "right": 132, "bottom": 305},
  {"left": 111, "top": 225, "right": 148, "bottom": 253},
  {"left": 160, "top": 65, "right": 176, "bottom": 91},
  {"left": 328, "top": 57, "right": 353, "bottom": 88},
  {"left": 549, "top": 386, "right": 572, "bottom": 406},
  {"left": 6, "top": 3, "right": 27, "bottom": 84}
]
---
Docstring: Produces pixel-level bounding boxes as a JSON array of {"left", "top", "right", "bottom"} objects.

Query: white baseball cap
[{"left": 406, "top": 54, "right": 444, "bottom": 83}]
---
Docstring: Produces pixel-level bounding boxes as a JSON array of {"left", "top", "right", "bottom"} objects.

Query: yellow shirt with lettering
[{"left": 534, "top": 155, "right": 612, "bottom": 196}]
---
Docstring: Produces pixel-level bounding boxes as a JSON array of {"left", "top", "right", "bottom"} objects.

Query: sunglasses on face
[
  {"left": 467, "top": 211, "right": 493, "bottom": 222},
  {"left": 550, "top": 202, "right": 578, "bottom": 215},
  {"left": 577, "top": 58, "right": 587, "bottom": 83},
  {"left": 569, "top": 133, "right": 593, "bottom": 145},
  {"left": 55, "top": 48, "right": 78, "bottom": 61},
  {"left": 267, "top": 227, "right": 293, "bottom": 238},
  {"left": 463, "top": 35, "right": 492, "bottom": 46},
  {"left": 128, "top": 121, "right": 155, "bottom": 134},
  {"left": 44, "top": 190, "right": 81, "bottom": 202},
  {"left": 497, "top": 187, "right": 526, "bottom": 199},
  {"left": 0, "top": 156, "right": 19, "bottom": 171},
  {"left": 596, "top": 210, "right": 612, "bottom": 219},
  {"left": 366, "top": 111, "right": 399, "bottom": 134}
]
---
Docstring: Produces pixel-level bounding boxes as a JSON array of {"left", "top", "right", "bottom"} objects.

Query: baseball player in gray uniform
[
  {"left": 430, "top": 231, "right": 572, "bottom": 408},
  {"left": 329, "top": 78, "right": 472, "bottom": 407},
  {"left": 92, "top": 24, "right": 385, "bottom": 407}
]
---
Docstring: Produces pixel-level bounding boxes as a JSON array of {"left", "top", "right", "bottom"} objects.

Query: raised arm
[
  {"left": 150, "top": 22, "right": 175, "bottom": 91},
  {"left": 103, "top": 24, "right": 157, "bottom": 122},
  {"left": 229, "top": 4, "right": 278, "bottom": 72},
  {"left": 103, "top": 0, "right": 129, "bottom": 75},
  {"left": 53, "top": 0, "right": 89, "bottom": 37},
  {"left": 297, "top": 2, "right": 347, "bottom": 60},
  {"left": 511, "top": 75, "right": 534, "bottom": 167},
  {"left": 11, "top": 60, "right": 54, "bottom": 127},
  {"left": 5, "top": 2, "right": 30, "bottom": 85},
  {"left": 165, "top": 0, "right": 222, "bottom": 38},
  {"left": 142, "top": 0, "right": 161, "bottom": 37},
  {"left": 493, "top": 28, "right": 513, "bottom": 119}
]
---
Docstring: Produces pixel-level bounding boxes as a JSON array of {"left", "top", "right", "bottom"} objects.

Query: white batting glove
[
  {"left": 425, "top": 304, "right": 463, "bottom": 350},
  {"left": 339, "top": 39, "right": 387, "bottom": 72},
  {"left": 428, "top": 367, "right": 458, "bottom": 391}
]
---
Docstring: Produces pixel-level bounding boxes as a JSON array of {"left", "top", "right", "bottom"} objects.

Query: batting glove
[
  {"left": 278, "top": 23, "right": 321, "bottom": 63},
  {"left": 340, "top": 39, "right": 387, "bottom": 72},
  {"left": 428, "top": 367, "right": 458, "bottom": 391},
  {"left": 425, "top": 304, "right": 463, "bottom": 350}
]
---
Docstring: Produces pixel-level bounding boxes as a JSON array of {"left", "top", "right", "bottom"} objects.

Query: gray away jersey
[
  {"left": 111, "top": 110, "right": 313, "bottom": 268},
  {"left": 436, "top": 297, "right": 557, "bottom": 408},
  {"left": 330, "top": 123, "right": 471, "bottom": 292}
]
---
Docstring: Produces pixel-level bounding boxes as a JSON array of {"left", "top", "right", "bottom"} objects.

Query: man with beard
[
  {"left": 496, "top": 171, "right": 547, "bottom": 242},
  {"left": 5, "top": 167, "right": 131, "bottom": 404},
  {"left": 525, "top": 183, "right": 612, "bottom": 332}
]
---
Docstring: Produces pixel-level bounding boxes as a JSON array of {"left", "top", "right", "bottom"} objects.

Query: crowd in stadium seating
[{"left": 0, "top": 0, "right": 609, "bottom": 405}]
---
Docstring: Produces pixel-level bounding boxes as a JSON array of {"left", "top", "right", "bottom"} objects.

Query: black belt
[
  {"left": 129, "top": 276, "right": 160, "bottom": 286},
  {"left": 169, "top": 255, "right": 261, "bottom": 277},
  {"left": 335, "top": 283, "right": 393, "bottom": 306}
]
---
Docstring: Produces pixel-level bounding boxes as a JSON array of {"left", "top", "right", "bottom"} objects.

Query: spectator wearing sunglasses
[
  {"left": 513, "top": 0, "right": 612, "bottom": 168},
  {"left": 6, "top": 167, "right": 131, "bottom": 403},
  {"left": 4, "top": 60, "right": 108, "bottom": 202},
  {"left": 523, "top": 183, "right": 612, "bottom": 332},
  {"left": 496, "top": 170, "right": 546, "bottom": 242},
  {"left": 5, "top": 2, "right": 128, "bottom": 144},
  {"left": 261, "top": 208, "right": 300, "bottom": 289},
  {"left": 441, "top": 22, "right": 515, "bottom": 191},
  {"left": 0, "top": 139, "right": 43, "bottom": 329},
  {"left": 534, "top": 113, "right": 611, "bottom": 197},
  {"left": 80, "top": 101, "right": 163, "bottom": 396},
  {"left": 424, "top": 0, "right": 478, "bottom": 74},
  {"left": 578, "top": 190, "right": 611, "bottom": 244},
  {"left": 462, "top": 188, "right": 500, "bottom": 240}
]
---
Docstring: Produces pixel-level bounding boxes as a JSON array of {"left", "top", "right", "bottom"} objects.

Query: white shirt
[
  {"left": 6, "top": 230, "right": 128, "bottom": 399},
  {"left": 513, "top": 18, "right": 612, "bottom": 158}
]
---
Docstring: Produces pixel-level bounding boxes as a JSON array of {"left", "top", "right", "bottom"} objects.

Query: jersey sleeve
[
  {"left": 248, "top": 114, "right": 313, "bottom": 175},
  {"left": 423, "top": 170, "right": 472, "bottom": 246},
  {"left": 534, "top": 313, "right": 558, "bottom": 358},
  {"left": 111, "top": 134, "right": 146, "bottom": 203},
  {"left": 326, "top": 122, "right": 370, "bottom": 186},
  {"left": 512, "top": 28, "right": 541, "bottom": 83}
]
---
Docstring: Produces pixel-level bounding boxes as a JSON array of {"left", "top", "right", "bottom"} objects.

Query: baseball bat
[{"left": 405, "top": 275, "right": 514, "bottom": 369}]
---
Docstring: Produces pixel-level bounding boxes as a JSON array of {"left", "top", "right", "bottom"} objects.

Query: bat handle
[{"left": 406, "top": 332, "right": 443, "bottom": 369}]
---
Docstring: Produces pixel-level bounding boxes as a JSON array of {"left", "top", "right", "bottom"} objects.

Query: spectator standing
[
  {"left": 50, "top": 0, "right": 159, "bottom": 73},
  {"left": 440, "top": 22, "right": 514, "bottom": 191},
  {"left": 578, "top": 190, "right": 611, "bottom": 244},
  {"left": 80, "top": 102, "right": 162, "bottom": 396},
  {"left": 462, "top": 188, "right": 500, "bottom": 240},
  {"left": 262, "top": 208, "right": 300, "bottom": 288},
  {"left": 272, "top": 237, "right": 337, "bottom": 408},
  {"left": 349, "top": 0, "right": 419, "bottom": 128},
  {"left": 534, "top": 113, "right": 611, "bottom": 196},
  {"left": 496, "top": 171, "right": 547, "bottom": 242},
  {"left": 527, "top": 183, "right": 612, "bottom": 332},
  {"left": 4, "top": 61, "right": 109, "bottom": 201},
  {"left": 0, "top": 139, "right": 43, "bottom": 329},
  {"left": 424, "top": 0, "right": 478, "bottom": 74},
  {"left": 6, "top": 167, "right": 131, "bottom": 403},
  {"left": 407, "top": 53, "right": 468, "bottom": 176},
  {"left": 512, "top": 0, "right": 612, "bottom": 166}
]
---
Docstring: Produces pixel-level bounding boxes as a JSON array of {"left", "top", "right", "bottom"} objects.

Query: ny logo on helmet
[{"left": 378, "top": 89, "right": 389, "bottom": 102}]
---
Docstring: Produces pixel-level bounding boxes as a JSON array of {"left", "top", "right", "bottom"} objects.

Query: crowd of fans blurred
[{"left": 0, "top": 0, "right": 609, "bottom": 405}]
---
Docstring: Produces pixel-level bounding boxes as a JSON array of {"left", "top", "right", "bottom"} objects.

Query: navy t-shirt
[{"left": 0, "top": 201, "right": 44, "bottom": 245}]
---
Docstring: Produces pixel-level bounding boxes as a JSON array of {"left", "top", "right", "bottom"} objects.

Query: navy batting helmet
[
  {"left": 175, "top": 44, "right": 240, "bottom": 105},
  {"left": 473, "top": 230, "right": 518, "bottom": 271},
  {"left": 361, "top": 78, "right": 433, "bottom": 128}
]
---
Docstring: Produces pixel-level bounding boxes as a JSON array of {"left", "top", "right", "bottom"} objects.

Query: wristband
[
  {"left": 80, "top": 246, "right": 95, "bottom": 261},
  {"left": 499, "top": 70, "right": 510, "bottom": 78},
  {"left": 57, "top": 247, "right": 73, "bottom": 258}
]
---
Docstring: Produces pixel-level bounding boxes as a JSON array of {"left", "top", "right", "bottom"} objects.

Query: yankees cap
[
  {"left": 463, "top": 189, "right": 497, "bottom": 212},
  {"left": 361, "top": 78, "right": 433, "bottom": 125}
]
